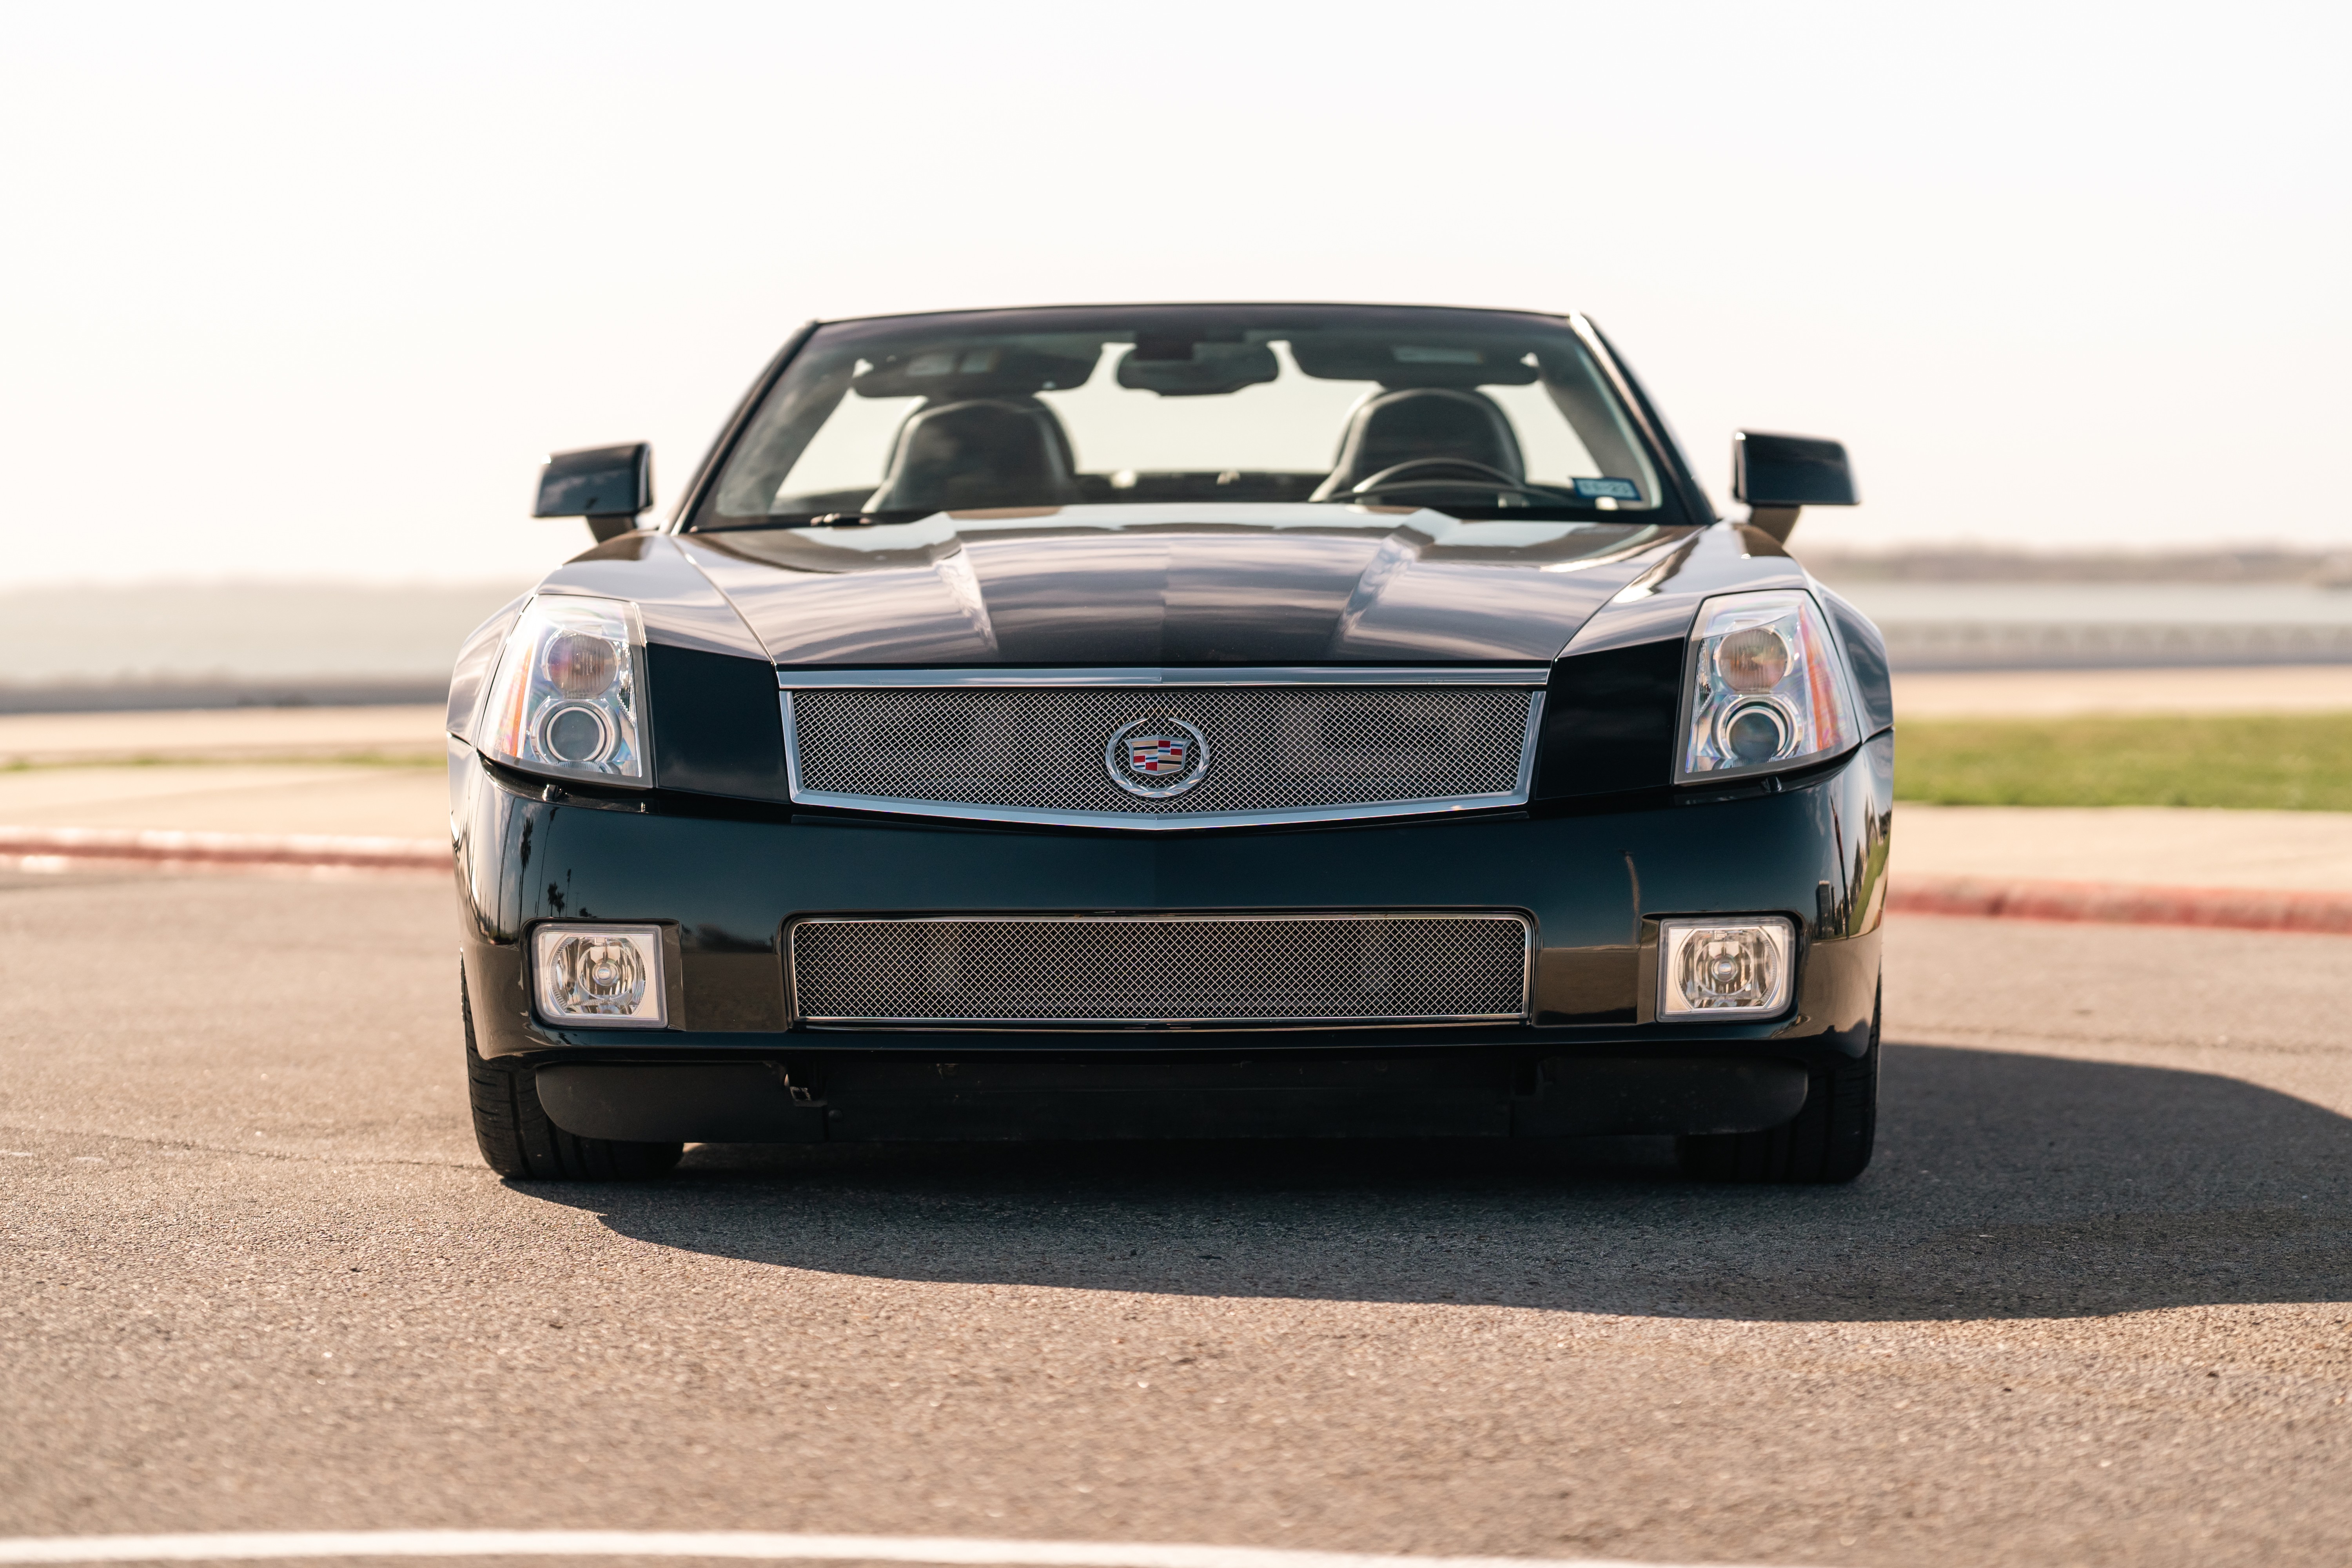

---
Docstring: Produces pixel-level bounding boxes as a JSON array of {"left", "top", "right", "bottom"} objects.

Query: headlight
[
  {"left": 1677, "top": 589, "right": 1858, "bottom": 783},
  {"left": 479, "top": 595, "right": 650, "bottom": 786}
]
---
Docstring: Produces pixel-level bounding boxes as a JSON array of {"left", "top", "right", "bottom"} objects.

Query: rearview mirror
[
  {"left": 534, "top": 443, "right": 652, "bottom": 543},
  {"left": 1116, "top": 341, "right": 1280, "bottom": 397},
  {"left": 1731, "top": 430, "right": 1856, "bottom": 544}
]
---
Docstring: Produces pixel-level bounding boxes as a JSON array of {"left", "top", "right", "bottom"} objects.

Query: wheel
[
  {"left": 462, "top": 965, "right": 682, "bottom": 1181},
  {"left": 1678, "top": 985, "right": 1879, "bottom": 1184}
]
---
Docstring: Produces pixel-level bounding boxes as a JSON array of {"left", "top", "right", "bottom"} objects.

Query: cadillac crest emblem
[{"left": 1106, "top": 716, "right": 1209, "bottom": 798}]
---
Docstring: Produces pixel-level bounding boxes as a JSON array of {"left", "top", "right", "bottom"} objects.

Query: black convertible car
[{"left": 449, "top": 303, "right": 1890, "bottom": 1184}]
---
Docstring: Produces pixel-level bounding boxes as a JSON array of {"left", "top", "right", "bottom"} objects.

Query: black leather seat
[
  {"left": 1310, "top": 388, "right": 1525, "bottom": 501},
  {"left": 865, "top": 397, "right": 1082, "bottom": 513}
]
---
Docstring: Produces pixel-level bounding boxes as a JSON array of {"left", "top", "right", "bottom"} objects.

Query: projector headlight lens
[
  {"left": 481, "top": 595, "right": 649, "bottom": 786},
  {"left": 1659, "top": 916, "right": 1794, "bottom": 1018},
  {"left": 1719, "top": 698, "right": 1794, "bottom": 764},
  {"left": 537, "top": 702, "right": 616, "bottom": 766},
  {"left": 1678, "top": 590, "right": 1858, "bottom": 782},
  {"left": 532, "top": 924, "right": 667, "bottom": 1027}
]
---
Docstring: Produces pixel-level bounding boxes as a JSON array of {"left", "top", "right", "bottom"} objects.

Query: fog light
[
  {"left": 1658, "top": 916, "right": 1793, "bottom": 1018},
  {"left": 532, "top": 924, "right": 668, "bottom": 1028}
]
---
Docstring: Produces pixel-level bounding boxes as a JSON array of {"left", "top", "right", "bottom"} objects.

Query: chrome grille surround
[
  {"left": 779, "top": 667, "right": 1546, "bottom": 830},
  {"left": 787, "top": 911, "right": 1535, "bottom": 1029}
]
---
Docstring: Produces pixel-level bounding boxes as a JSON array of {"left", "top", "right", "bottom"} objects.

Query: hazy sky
[{"left": 4, "top": 0, "right": 2345, "bottom": 586}]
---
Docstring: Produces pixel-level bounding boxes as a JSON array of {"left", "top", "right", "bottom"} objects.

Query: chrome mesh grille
[
  {"left": 786, "top": 685, "right": 1537, "bottom": 820},
  {"left": 790, "top": 913, "right": 1533, "bottom": 1026}
]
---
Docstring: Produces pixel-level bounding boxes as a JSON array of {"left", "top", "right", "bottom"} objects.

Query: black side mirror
[
  {"left": 1731, "top": 430, "right": 1856, "bottom": 543},
  {"left": 534, "top": 443, "right": 652, "bottom": 543}
]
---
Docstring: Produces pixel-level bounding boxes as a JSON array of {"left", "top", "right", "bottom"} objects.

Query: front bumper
[{"left": 454, "top": 734, "right": 1892, "bottom": 1141}]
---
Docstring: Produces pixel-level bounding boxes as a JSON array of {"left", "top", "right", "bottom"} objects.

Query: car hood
[{"left": 670, "top": 505, "right": 1692, "bottom": 667}]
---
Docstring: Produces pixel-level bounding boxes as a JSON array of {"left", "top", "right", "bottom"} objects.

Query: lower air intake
[{"left": 789, "top": 912, "right": 1533, "bottom": 1027}]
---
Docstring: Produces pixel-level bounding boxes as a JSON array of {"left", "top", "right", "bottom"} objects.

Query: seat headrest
[
  {"left": 864, "top": 398, "right": 1082, "bottom": 514},
  {"left": 1313, "top": 388, "right": 1525, "bottom": 501}
]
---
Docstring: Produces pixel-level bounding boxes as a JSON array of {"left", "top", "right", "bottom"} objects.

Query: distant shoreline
[{"left": 1801, "top": 544, "right": 2352, "bottom": 586}]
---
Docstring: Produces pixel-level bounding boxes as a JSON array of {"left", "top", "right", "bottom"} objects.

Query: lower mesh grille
[{"left": 789, "top": 913, "right": 1533, "bottom": 1026}]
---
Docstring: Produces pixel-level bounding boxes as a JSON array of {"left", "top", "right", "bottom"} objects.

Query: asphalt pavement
[
  {"left": 0, "top": 706, "right": 448, "bottom": 767},
  {"left": 2, "top": 869, "right": 2349, "bottom": 1568},
  {"left": 1889, "top": 664, "right": 2352, "bottom": 717}
]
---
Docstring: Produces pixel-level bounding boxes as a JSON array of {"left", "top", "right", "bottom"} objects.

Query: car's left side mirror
[
  {"left": 534, "top": 443, "right": 652, "bottom": 543},
  {"left": 1731, "top": 430, "right": 1856, "bottom": 544}
]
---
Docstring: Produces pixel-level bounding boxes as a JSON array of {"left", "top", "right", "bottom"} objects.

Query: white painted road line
[{"left": 0, "top": 1532, "right": 1801, "bottom": 1568}]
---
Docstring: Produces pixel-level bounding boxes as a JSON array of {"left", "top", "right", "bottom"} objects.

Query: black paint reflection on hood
[{"left": 678, "top": 505, "right": 1689, "bottom": 667}]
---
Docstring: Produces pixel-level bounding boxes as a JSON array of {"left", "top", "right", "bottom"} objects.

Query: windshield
[{"left": 697, "top": 305, "right": 1679, "bottom": 529}]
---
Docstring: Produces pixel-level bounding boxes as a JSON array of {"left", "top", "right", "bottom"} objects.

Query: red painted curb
[
  {"left": 5, "top": 826, "right": 2348, "bottom": 934},
  {"left": 0, "top": 826, "right": 446, "bottom": 874},
  {"left": 1889, "top": 874, "right": 2352, "bottom": 935}
]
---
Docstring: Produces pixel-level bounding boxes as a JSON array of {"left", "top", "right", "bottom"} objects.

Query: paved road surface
[
  {"left": 0, "top": 707, "right": 447, "bottom": 767},
  {"left": 2, "top": 870, "right": 2348, "bottom": 1568},
  {"left": 1893, "top": 802, "right": 2352, "bottom": 891},
  {"left": 1889, "top": 664, "right": 2352, "bottom": 717},
  {"left": 0, "top": 764, "right": 446, "bottom": 840}
]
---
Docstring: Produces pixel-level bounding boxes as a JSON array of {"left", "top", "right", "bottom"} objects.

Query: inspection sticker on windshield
[{"left": 1573, "top": 477, "right": 1641, "bottom": 501}]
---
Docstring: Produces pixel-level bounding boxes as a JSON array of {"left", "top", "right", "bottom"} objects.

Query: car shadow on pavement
[{"left": 523, "top": 1043, "right": 2352, "bottom": 1322}]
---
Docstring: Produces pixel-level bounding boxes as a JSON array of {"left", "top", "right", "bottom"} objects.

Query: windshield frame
[{"left": 675, "top": 303, "right": 1713, "bottom": 535}]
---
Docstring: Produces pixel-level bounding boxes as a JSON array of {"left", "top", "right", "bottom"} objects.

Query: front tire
[
  {"left": 1677, "top": 985, "right": 1879, "bottom": 1184},
  {"left": 463, "top": 966, "right": 682, "bottom": 1181}
]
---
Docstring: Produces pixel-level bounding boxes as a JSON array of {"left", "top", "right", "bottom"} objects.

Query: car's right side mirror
[
  {"left": 534, "top": 443, "right": 653, "bottom": 543},
  {"left": 1731, "top": 430, "right": 1857, "bottom": 544}
]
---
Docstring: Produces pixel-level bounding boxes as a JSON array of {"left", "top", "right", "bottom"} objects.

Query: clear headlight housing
[
  {"left": 1677, "top": 589, "right": 1860, "bottom": 783},
  {"left": 479, "top": 595, "right": 650, "bottom": 786}
]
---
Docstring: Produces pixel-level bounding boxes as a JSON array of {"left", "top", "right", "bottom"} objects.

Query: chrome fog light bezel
[
  {"left": 530, "top": 923, "right": 671, "bottom": 1029},
  {"left": 1657, "top": 915, "right": 1796, "bottom": 1020}
]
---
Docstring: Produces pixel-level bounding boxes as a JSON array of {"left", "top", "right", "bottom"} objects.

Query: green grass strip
[{"left": 1897, "top": 712, "right": 2352, "bottom": 810}]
